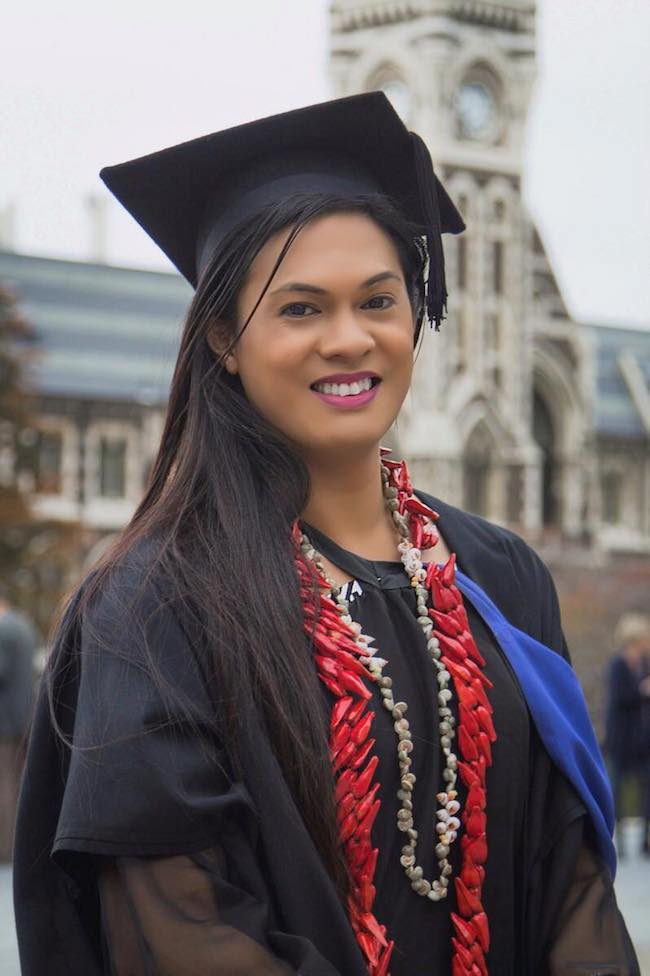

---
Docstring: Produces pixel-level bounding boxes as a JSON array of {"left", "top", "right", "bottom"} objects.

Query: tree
[
  {"left": 0, "top": 285, "right": 82, "bottom": 637},
  {"left": 0, "top": 285, "right": 35, "bottom": 424},
  {"left": 0, "top": 284, "right": 35, "bottom": 574}
]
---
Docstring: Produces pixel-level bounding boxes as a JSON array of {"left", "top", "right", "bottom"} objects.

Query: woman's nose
[{"left": 318, "top": 313, "right": 376, "bottom": 360}]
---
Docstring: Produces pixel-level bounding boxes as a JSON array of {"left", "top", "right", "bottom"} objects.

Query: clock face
[
  {"left": 379, "top": 79, "right": 412, "bottom": 124},
  {"left": 457, "top": 81, "right": 495, "bottom": 138}
]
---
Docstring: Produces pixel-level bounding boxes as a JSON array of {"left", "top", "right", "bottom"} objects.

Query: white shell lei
[{"left": 299, "top": 463, "right": 460, "bottom": 901}]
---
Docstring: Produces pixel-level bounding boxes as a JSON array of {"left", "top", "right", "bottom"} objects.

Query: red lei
[{"left": 293, "top": 459, "right": 496, "bottom": 976}]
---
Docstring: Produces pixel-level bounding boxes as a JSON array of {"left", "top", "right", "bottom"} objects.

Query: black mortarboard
[{"left": 100, "top": 92, "right": 465, "bottom": 329}]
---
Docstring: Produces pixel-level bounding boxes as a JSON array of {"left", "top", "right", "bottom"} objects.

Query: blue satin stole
[{"left": 455, "top": 570, "right": 617, "bottom": 879}]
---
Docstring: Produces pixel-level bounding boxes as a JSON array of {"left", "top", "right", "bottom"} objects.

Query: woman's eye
[
  {"left": 281, "top": 303, "right": 317, "bottom": 317},
  {"left": 364, "top": 295, "right": 395, "bottom": 310}
]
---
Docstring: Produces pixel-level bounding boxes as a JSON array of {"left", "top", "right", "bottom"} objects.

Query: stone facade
[{"left": 330, "top": 0, "right": 649, "bottom": 554}]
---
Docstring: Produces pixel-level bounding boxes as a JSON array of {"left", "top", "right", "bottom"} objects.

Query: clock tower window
[{"left": 455, "top": 65, "right": 502, "bottom": 144}]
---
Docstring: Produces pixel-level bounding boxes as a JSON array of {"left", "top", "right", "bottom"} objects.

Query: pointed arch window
[
  {"left": 463, "top": 424, "right": 494, "bottom": 517},
  {"left": 532, "top": 391, "right": 558, "bottom": 526}
]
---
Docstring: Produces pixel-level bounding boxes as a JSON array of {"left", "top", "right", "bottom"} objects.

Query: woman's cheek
[{"left": 247, "top": 371, "right": 302, "bottom": 429}]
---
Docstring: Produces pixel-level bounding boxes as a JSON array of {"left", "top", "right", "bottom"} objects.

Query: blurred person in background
[
  {"left": 0, "top": 582, "right": 36, "bottom": 861},
  {"left": 605, "top": 612, "right": 650, "bottom": 857}
]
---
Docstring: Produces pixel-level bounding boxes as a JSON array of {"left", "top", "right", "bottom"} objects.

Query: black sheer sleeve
[
  {"left": 98, "top": 840, "right": 345, "bottom": 976},
  {"left": 545, "top": 837, "right": 640, "bottom": 976},
  {"left": 99, "top": 850, "right": 295, "bottom": 976}
]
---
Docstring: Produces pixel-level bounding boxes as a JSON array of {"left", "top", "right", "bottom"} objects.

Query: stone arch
[
  {"left": 462, "top": 421, "right": 497, "bottom": 517},
  {"left": 532, "top": 344, "right": 584, "bottom": 457},
  {"left": 483, "top": 175, "right": 517, "bottom": 226},
  {"left": 445, "top": 171, "right": 479, "bottom": 225},
  {"left": 531, "top": 343, "right": 585, "bottom": 532},
  {"left": 347, "top": 45, "right": 417, "bottom": 111},
  {"left": 532, "top": 389, "right": 557, "bottom": 526},
  {"left": 448, "top": 40, "right": 512, "bottom": 105},
  {"left": 365, "top": 59, "right": 407, "bottom": 89},
  {"left": 458, "top": 398, "right": 510, "bottom": 519}
]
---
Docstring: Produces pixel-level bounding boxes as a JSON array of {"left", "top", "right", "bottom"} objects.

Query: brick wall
[{"left": 547, "top": 556, "right": 650, "bottom": 740}]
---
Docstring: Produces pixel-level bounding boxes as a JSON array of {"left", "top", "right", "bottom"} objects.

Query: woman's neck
[
  {"left": 300, "top": 448, "right": 452, "bottom": 568},
  {"left": 301, "top": 450, "right": 398, "bottom": 561}
]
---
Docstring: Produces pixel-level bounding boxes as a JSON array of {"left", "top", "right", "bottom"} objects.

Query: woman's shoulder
[
  {"left": 80, "top": 534, "right": 184, "bottom": 630},
  {"left": 416, "top": 489, "right": 565, "bottom": 652},
  {"left": 416, "top": 489, "right": 547, "bottom": 574},
  {"left": 51, "top": 535, "right": 213, "bottom": 735},
  {"left": 64, "top": 534, "right": 201, "bottom": 682}
]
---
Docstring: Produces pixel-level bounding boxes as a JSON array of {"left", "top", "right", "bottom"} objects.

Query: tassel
[{"left": 411, "top": 132, "right": 448, "bottom": 332}]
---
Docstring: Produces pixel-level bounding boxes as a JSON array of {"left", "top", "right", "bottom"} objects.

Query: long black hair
[{"left": 48, "top": 192, "right": 427, "bottom": 899}]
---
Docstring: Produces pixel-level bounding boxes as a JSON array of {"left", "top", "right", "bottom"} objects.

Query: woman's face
[{"left": 219, "top": 212, "right": 415, "bottom": 462}]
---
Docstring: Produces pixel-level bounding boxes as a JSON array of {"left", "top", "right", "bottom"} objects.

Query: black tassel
[{"left": 411, "top": 132, "right": 448, "bottom": 332}]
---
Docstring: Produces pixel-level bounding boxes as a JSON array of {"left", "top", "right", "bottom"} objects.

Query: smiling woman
[{"left": 13, "top": 93, "right": 639, "bottom": 976}]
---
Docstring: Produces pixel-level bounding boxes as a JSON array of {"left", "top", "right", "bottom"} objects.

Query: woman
[
  {"left": 13, "top": 93, "right": 638, "bottom": 975},
  {"left": 605, "top": 612, "right": 650, "bottom": 857}
]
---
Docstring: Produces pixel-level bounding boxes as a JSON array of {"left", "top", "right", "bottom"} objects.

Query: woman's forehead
[{"left": 246, "top": 212, "right": 404, "bottom": 291}]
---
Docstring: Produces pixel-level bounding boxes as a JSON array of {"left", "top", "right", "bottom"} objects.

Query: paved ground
[
  {"left": 614, "top": 819, "right": 650, "bottom": 974},
  {"left": 0, "top": 864, "right": 19, "bottom": 976},
  {"left": 0, "top": 820, "right": 648, "bottom": 974}
]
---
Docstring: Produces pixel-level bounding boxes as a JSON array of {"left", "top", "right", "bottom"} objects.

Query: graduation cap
[{"left": 100, "top": 92, "right": 465, "bottom": 329}]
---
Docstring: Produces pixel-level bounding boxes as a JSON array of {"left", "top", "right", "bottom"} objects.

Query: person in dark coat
[
  {"left": 0, "top": 582, "right": 36, "bottom": 860},
  {"left": 13, "top": 94, "right": 639, "bottom": 975},
  {"left": 605, "top": 612, "right": 650, "bottom": 856}
]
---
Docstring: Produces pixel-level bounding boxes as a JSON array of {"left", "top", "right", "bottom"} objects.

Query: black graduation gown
[{"left": 12, "top": 494, "right": 638, "bottom": 975}]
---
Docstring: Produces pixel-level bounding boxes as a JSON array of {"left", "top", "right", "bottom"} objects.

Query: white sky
[{"left": 2, "top": 0, "right": 649, "bottom": 327}]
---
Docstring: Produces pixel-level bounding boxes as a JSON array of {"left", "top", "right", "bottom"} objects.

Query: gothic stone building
[
  {"left": 0, "top": 0, "right": 648, "bottom": 563},
  {"left": 329, "top": 0, "right": 650, "bottom": 553}
]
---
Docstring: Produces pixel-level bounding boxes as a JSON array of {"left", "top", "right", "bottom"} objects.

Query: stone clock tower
[{"left": 329, "top": 1, "right": 590, "bottom": 538}]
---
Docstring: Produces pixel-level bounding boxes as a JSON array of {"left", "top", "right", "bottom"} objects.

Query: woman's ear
[{"left": 206, "top": 321, "right": 238, "bottom": 374}]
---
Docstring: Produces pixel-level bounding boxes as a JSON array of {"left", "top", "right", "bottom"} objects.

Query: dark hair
[{"left": 48, "top": 192, "right": 427, "bottom": 899}]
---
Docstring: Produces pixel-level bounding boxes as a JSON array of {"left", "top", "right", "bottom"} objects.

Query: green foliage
[
  {"left": 0, "top": 285, "right": 34, "bottom": 548},
  {"left": 0, "top": 284, "right": 82, "bottom": 634},
  {"left": 0, "top": 285, "right": 34, "bottom": 427}
]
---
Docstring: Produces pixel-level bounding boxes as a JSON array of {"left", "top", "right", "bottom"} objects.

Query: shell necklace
[{"left": 293, "top": 454, "right": 496, "bottom": 976}]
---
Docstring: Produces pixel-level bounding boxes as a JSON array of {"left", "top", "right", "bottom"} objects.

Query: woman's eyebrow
[{"left": 269, "top": 270, "right": 402, "bottom": 297}]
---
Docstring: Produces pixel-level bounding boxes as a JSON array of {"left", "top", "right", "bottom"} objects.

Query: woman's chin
[{"left": 296, "top": 427, "right": 392, "bottom": 463}]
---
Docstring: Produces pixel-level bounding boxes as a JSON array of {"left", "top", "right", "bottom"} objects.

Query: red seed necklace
[{"left": 293, "top": 455, "right": 496, "bottom": 976}]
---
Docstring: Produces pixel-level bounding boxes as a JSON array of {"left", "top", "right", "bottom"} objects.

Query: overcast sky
[{"left": 2, "top": 0, "right": 649, "bottom": 327}]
